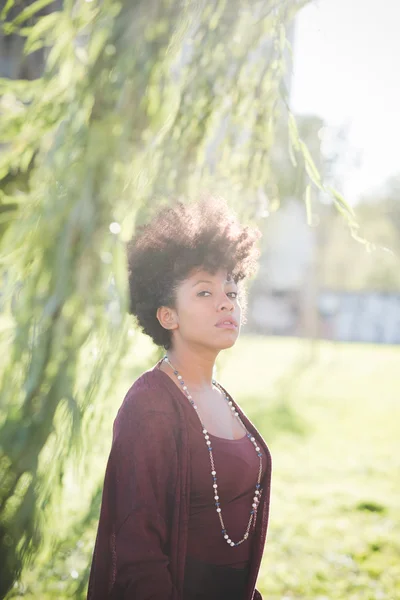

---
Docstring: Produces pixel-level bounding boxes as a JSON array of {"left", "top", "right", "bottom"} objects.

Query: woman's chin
[
  {"left": 221, "top": 338, "right": 238, "bottom": 350},
  {"left": 214, "top": 332, "right": 240, "bottom": 350}
]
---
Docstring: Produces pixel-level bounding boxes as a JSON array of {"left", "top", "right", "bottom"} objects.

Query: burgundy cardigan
[{"left": 87, "top": 366, "right": 272, "bottom": 600}]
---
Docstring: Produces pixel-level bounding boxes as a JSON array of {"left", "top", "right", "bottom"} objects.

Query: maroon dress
[
  {"left": 183, "top": 406, "right": 268, "bottom": 599},
  {"left": 186, "top": 400, "right": 268, "bottom": 568},
  {"left": 87, "top": 365, "right": 272, "bottom": 600}
]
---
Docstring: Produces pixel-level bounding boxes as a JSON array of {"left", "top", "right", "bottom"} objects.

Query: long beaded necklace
[{"left": 163, "top": 355, "right": 263, "bottom": 548}]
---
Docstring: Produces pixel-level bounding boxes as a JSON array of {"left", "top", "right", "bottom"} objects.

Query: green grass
[
  {"left": 9, "top": 335, "right": 400, "bottom": 599},
  {"left": 219, "top": 336, "right": 400, "bottom": 600}
]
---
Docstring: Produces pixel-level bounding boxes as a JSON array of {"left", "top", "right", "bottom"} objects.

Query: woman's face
[{"left": 168, "top": 268, "right": 242, "bottom": 351}]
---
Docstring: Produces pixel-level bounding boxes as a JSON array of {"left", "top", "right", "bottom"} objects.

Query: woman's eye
[
  {"left": 227, "top": 292, "right": 238, "bottom": 299},
  {"left": 198, "top": 291, "right": 211, "bottom": 297}
]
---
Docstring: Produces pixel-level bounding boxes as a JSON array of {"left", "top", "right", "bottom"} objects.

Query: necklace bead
[{"left": 163, "top": 355, "right": 263, "bottom": 548}]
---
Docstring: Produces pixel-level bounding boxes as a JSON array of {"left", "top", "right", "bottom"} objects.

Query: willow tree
[{"left": 0, "top": 0, "right": 358, "bottom": 597}]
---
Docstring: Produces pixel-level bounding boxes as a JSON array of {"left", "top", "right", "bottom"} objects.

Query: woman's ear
[{"left": 156, "top": 306, "right": 179, "bottom": 331}]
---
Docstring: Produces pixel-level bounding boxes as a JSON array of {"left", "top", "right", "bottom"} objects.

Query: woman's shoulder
[
  {"left": 118, "top": 367, "right": 180, "bottom": 418},
  {"left": 112, "top": 368, "right": 184, "bottom": 443}
]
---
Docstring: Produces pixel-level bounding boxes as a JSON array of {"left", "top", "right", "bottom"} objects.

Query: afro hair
[{"left": 127, "top": 197, "right": 261, "bottom": 348}]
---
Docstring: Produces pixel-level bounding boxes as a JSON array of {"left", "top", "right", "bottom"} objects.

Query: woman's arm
[{"left": 88, "top": 387, "right": 179, "bottom": 600}]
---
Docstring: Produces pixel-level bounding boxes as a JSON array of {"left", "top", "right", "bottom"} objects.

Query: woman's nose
[{"left": 218, "top": 295, "right": 235, "bottom": 311}]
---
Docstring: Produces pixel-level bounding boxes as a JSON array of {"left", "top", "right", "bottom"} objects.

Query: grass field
[
  {"left": 9, "top": 335, "right": 400, "bottom": 599},
  {"left": 219, "top": 336, "right": 400, "bottom": 600}
]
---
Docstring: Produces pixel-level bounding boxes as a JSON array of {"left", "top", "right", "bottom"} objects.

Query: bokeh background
[{"left": 0, "top": 1, "right": 399, "bottom": 599}]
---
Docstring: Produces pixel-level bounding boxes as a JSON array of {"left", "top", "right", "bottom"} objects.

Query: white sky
[{"left": 291, "top": 0, "right": 400, "bottom": 203}]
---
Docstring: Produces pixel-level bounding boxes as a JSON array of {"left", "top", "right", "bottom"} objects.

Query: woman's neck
[{"left": 164, "top": 345, "right": 218, "bottom": 392}]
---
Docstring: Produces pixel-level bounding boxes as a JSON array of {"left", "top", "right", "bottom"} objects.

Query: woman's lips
[{"left": 215, "top": 319, "right": 238, "bottom": 330}]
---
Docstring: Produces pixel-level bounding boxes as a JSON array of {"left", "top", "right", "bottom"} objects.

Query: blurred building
[
  {"left": 248, "top": 199, "right": 317, "bottom": 336},
  {"left": 318, "top": 291, "right": 400, "bottom": 344}
]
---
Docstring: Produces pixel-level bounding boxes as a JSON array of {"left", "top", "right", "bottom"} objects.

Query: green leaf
[
  {"left": 288, "top": 136, "right": 297, "bottom": 167},
  {"left": 0, "top": 0, "right": 15, "bottom": 20},
  {"left": 45, "top": 28, "right": 73, "bottom": 72},
  {"left": 349, "top": 224, "right": 367, "bottom": 245},
  {"left": 300, "top": 140, "right": 323, "bottom": 190},
  {"left": 10, "top": 0, "right": 56, "bottom": 27},
  {"left": 20, "top": 147, "right": 35, "bottom": 173},
  {"left": 23, "top": 12, "right": 61, "bottom": 55},
  {"left": 88, "top": 27, "right": 110, "bottom": 65},
  {"left": 328, "top": 186, "right": 356, "bottom": 218},
  {"left": 288, "top": 112, "right": 300, "bottom": 152}
]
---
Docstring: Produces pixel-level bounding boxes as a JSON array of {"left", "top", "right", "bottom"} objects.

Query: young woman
[{"left": 87, "top": 199, "right": 272, "bottom": 600}]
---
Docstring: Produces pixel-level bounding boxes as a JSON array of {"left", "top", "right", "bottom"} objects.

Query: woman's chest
[
  {"left": 188, "top": 428, "right": 263, "bottom": 503},
  {"left": 192, "top": 389, "right": 246, "bottom": 440}
]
